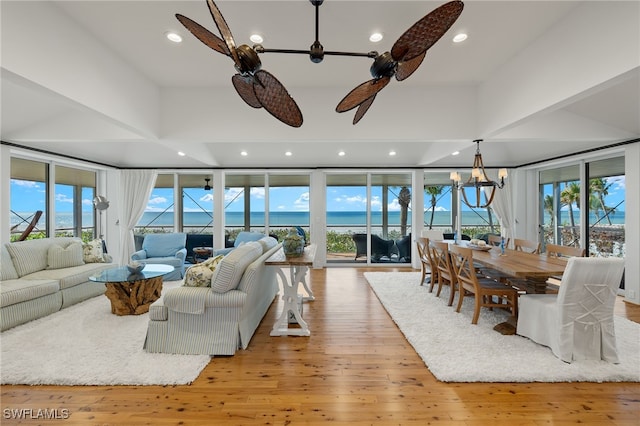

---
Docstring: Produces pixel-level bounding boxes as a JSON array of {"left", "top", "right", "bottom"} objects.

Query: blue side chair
[
  {"left": 213, "top": 231, "right": 266, "bottom": 256},
  {"left": 131, "top": 233, "right": 187, "bottom": 281}
]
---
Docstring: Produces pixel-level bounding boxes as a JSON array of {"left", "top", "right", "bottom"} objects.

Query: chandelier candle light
[{"left": 450, "top": 139, "right": 507, "bottom": 208}]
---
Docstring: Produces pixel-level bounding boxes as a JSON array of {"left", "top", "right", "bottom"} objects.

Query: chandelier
[{"left": 450, "top": 139, "right": 508, "bottom": 208}]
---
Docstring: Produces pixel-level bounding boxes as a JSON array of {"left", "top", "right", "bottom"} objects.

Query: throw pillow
[
  {"left": 183, "top": 255, "right": 224, "bottom": 287},
  {"left": 83, "top": 239, "right": 106, "bottom": 263},
  {"left": 47, "top": 242, "right": 85, "bottom": 269},
  {"left": 0, "top": 244, "right": 19, "bottom": 280}
]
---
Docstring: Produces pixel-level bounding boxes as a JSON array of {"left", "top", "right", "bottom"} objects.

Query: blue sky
[{"left": 10, "top": 175, "right": 626, "bottom": 215}]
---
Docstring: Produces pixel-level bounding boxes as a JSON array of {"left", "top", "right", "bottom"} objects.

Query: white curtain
[
  {"left": 117, "top": 170, "right": 158, "bottom": 265},
  {"left": 484, "top": 169, "right": 515, "bottom": 245}
]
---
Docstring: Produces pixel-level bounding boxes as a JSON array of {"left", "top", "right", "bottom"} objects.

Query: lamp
[
  {"left": 451, "top": 139, "right": 507, "bottom": 208},
  {"left": 92, "top": 196, "right": 110, "bottom": 239},
  {"left": 203, "top": 178, "right": 212, "bottom": 191}
]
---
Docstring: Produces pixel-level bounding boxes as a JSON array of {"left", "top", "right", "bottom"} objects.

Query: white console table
[{"left": 266, "top": 244, "right": 316, "bottom": 337}]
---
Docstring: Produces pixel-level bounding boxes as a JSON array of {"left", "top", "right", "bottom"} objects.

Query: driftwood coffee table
[{"left": 89, "top": 264, "right": 174, "bottom": 316}]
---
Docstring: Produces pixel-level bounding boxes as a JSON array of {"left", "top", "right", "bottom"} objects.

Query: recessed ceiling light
[
  {"left": 250, "top": 34, "right": 263, "bottom": 44},
  {"left": 338, "top": 150, "right": 346, "bottom": 156},
  {"left": 177, "top": 151, "right": 186, "bottom": 156},
  {"left": 166, "top": 32, "right": 183, "bottom": 43},
  {"left": 451, "top": 151, "right": 460, "bottom": 156},
  {"left": 453, "top": 33, "right": 467, "bottom": 43},
  {"left": 285, "top": 151, "right": 292, "bottom": 156},
  {"left": 369, "top": 32, "right": 383, "bottom": 43},
  {"left": 240, "top": 150, "right": 248, "bottom": 156},
  {"left": 389, "top": 150, "right": 396, "bottom": 156}
]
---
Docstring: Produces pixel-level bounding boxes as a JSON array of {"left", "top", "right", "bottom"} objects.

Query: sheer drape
[
  {"left": 484, "top": 169, "right": 514, "bottom": 245},
  {"left": 117, "top": 170, "right": 158, "bottom": 265}
]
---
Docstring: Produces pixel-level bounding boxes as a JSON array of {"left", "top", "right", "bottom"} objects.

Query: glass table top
[{"left": 89, "top": 264, "right": 174, "bottom": 283}]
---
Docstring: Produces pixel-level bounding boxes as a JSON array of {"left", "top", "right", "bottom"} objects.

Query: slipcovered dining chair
[
  {"left": 517, "top": 257, "right": 625, "bottom": 363},
  {"left": 449, "top": 245, "right": 518, "bottom": 324}
]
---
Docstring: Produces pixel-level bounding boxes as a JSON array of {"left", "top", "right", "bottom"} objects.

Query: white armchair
[{"left": 516, "top": 257, "right": 625, "bottom": 363}]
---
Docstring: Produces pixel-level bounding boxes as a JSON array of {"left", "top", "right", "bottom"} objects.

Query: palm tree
[
  {"left": 560, "top": 182, "right": 581, "bottom": 243},
  {"left": 424, "top": 186, "right": 444, "bottom": 230},
  {"left": 398, "top": 186, "right": 411, "bottom": 237},
  {"left": 589, "top": 177, "right": 614, "bottom": 225}
]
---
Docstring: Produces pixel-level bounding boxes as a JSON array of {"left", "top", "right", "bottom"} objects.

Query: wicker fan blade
[
  {"left": 206, "top": 0, "right": 241, "bottom": 69},
  {"left": 396, "top": 51, "right": 426, "bottom": 82},
  {"left": 232, "top": 74, "right": 262, "bottom": 109},
  {"left": 391, "top": 0, "right": 464, "bottom": 62},
  {"left": 252, "top": 70, "right": 303, "bottom": 128},
  {"left": 176, "top": 14, "right": 229, "bottom": 55},
  {"left": 352, "top": 95, "right": 377, "bottom": 125},
  {"left": 335, "top": 77, "right": 391, "bottom": 113}
]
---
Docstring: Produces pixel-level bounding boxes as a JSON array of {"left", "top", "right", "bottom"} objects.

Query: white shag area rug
[
  {"left": 1, "top": 280, "right": 211, "bottom": 386},
  {"left": 365, "top": 272, "right": 640, "bottom": 383}
]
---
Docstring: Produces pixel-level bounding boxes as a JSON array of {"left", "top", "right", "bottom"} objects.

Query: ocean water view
[{"left": 11, "top": 210, "right": 626, "bottom": 231}]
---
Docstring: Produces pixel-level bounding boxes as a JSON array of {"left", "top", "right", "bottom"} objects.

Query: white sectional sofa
[
  {"left": 144, "top": 236, "right": 281, "bottom": 356},
  {"left": 0, "top": 237, "right": 114, "bottom": 331}
]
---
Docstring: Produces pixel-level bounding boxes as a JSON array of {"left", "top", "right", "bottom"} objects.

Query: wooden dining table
[{"left": 448, "top": 241, "right": 569, "bottom": 293}]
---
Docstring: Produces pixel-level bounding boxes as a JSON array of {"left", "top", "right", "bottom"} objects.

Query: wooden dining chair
[
  {"left": 513, "top": 238, "right": 541, "bottom": 254},
  {"left": 487, "top": 234, "right": 510, "bottom": 249},
  {"left": 416, "top": 237, "right": 437, "bottom": 286},
  {"left": 430, "top": 241, "right": 457, "bottom": 306},
  {"left": 545, "top": 243, "right": 586, "bottom": 258},
  {"left": 449, "top": 245, "right": 518, "bottom": 324}
]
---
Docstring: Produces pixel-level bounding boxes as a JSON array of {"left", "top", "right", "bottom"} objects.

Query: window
[
  {"left": 326, "top": 174, "right": 367, "bottom": 263},
  {"left": 540, "top": 165, "right": 581, "bottom": 249},
  {"left": 423, "top": 172, "right": 453, "bottom": 230},
  {"left": 10, "top": 158, "right": 47, "bottom": 240},
  {"left": 268, "top": 174, "right": 310, "bottom": 241},
  {"left": 225, "top": 174, "right": 266, "bottom": 237},
  {"left": 180, "top": 175, "right": 213, "bottom": 234},
  {"left": 136, "top": 174, "right": 175, "bottom": 233},
  {"left": 54, "top": 165, "right": 96, "bottom": 238},
  {"left": 588, "top": 157, "right": 625, "bottom": 258}
]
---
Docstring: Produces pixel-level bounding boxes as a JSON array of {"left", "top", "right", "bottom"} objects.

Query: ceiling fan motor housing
[
  {"left": 370, "top": 52, "right": 397, "bottom": 79},
  {"left": 310, "top": 40, "right": 324, "bottom": 63},
  {"left": 236, "top": 45, "right": 262, "bottom": 74}
]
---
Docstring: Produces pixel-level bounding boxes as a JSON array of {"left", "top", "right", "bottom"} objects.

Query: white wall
[{"left": 624, "top": 143, "right": 640, "bottom": 303}]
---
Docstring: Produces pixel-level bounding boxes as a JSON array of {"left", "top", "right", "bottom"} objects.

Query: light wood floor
[{"left": 2, "top": 267, "right": 639, "bottom": 425}]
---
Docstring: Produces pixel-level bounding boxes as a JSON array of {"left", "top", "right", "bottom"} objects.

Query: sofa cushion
[
  {"left": 1, "top": 244, "right": 19, "bottom": 281},
  {"left": 24, "top": 263, "right": 113, "bottom": 290},
  {"left": 47, "top": 242, "right": 85, "bottom": 269},
  {"left": 6, "top": 237, "right": 81, "bottom": 277},
  {"left": 211, "top": 242, "right": 262, "bottom": 293},
  {"left": 83, "top": 239, "right": 107, "bottom": 263},
  {"left": 0, "top": 279, "right": 60, "bottom": 308},
  {"left": 183, "top": 255, "right": 224, "bottom": 287}
]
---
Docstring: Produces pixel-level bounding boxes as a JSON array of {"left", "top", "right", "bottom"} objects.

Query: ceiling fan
[
  {"left": 203, "top": 178, "right": 212, "bottom": 191},
  {"left": 176, "top": 0, "right": 463, "bottom": 127}
]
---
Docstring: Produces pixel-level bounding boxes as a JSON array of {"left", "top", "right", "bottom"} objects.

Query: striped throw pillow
[{"left": 47, "top": 242, "right": 85, "bottom": 269}]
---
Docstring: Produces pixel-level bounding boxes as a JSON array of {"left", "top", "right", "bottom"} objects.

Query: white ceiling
[{"left": 1, "top": 0, "right": 639, "bottom": 169}]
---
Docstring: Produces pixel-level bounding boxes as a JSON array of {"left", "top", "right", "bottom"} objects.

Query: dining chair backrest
[
  {"left": 546, "top": 243, "right": 585, "bottom": 258},
  {"left": 448, "top": 244, "right": 478, "bottom": 293},
  {"left": 421, "top": 229, "right": 444, "bottom": 241},
  {"left": 514, "top": 238, "right": 541, "bottom": 254},
  {"left": 431, "top": 241, "right": 455, "bottom": 286},
  {"left": 488, "top": 235, "right": 510, "bottom": 248},
  {"left": 416, "top": 238, "right": 432, "bottom": 284}
]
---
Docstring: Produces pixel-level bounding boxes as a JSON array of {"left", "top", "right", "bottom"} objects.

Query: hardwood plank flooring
[{"left": 2, "top": 267, "right": 639, "bottom": 425}]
